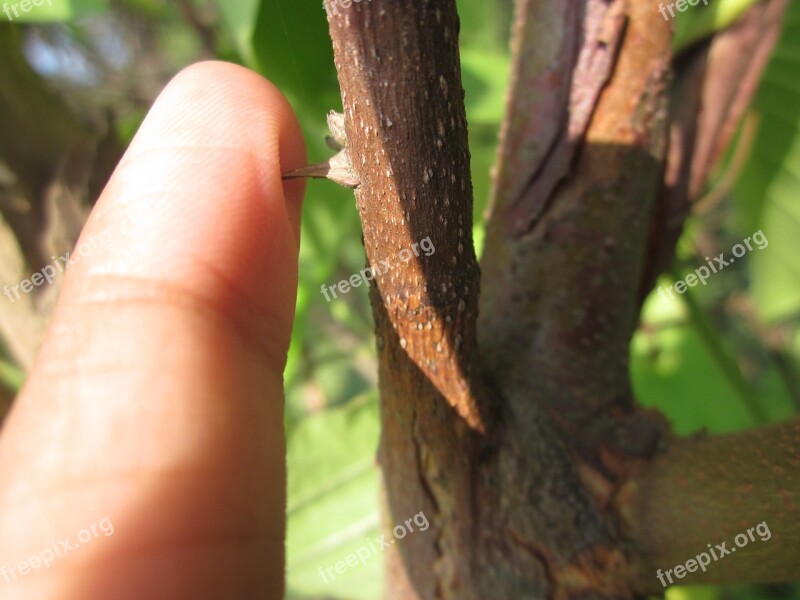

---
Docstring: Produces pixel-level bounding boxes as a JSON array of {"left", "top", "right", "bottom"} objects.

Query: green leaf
[
  {"left": 1, "top": 0, "right": 107, "bottom": 22},
  {"left": 461, "top": 49, "right": 510, "bottom": 125},
  {"left": 214, "top": 0, "right": 262, "bottom": 66},
  {"left": 672, "top": 0, "right": 760, "bottom": 52},
  {"left": 251, "top": 0, "right": 340, "bottom": 115},
  {"left": 631, "top": 284, "right": 796, "bottom": 434},
  {"left": 456, "top": 0, "right": 512, "bottom": 51},
  {"left": 665, "top": 585, "right": 721, "bottom": 600},
  {"left": 631, "top": 309, "right": 756, "bottom": 435},
  {"left": 733, "top": 1, "right": 800, "bottom": 323},
  {"left": 286, "top": 394, "right": 383, "bottom": 599},
  {"left": 461, "top": 48, "right": 509, "bottom": 251}
]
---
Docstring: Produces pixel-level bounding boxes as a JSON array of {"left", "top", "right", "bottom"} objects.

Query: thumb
[{"left": 0, "top": 61, "right": 305, "bottom": 599}]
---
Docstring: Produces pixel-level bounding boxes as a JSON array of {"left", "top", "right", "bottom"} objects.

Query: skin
[{"left": 0, "top": 61, "right": 306, "bottom": 599}]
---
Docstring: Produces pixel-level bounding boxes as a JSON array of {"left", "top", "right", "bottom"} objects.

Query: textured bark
[
  {"left": 322, "top": 0, "right": 796, "bottom": 597},
  {"left": 480, "top": 0, "right": 673, "bottom": 476},
  {"left": 326, "top": 0, "right": 488, "bottom": 431},
  {"left": 621, "top": 418, "right": 800, "bottom": 592},
  {"left": 326, "top": 3, "right": 491, "bottom": 596},
  {"left": 326, "top": 1, "right": 655, "bottom": 597}
]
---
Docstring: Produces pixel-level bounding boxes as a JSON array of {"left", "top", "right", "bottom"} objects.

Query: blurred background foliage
[{"left": 0, "top": 0, "right": 797, "bottom": 598}]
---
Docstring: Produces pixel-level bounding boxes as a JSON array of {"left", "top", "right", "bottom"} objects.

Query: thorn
[
  {"left": 282, "top": 148, "right": 360, "bottom": 189},
  {"left": 281, "top": 110, "right": 359, "bottom": 188}
]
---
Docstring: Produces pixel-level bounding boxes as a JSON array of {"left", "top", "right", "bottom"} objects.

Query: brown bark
[
  {"left": 322, "top": 0, "right": 795, "bottom": 597},
  {"left": 326, "top": 2, "right": 491, "bottom": 596},
  {"left": 326, "top": 1, "right": 657, "bottom": 597},
  {"left": 621, "top": 418, "right": 800, "bottom": 592},
  {"left": 480, "top": 0, "right": 672, "bottom": 465}
]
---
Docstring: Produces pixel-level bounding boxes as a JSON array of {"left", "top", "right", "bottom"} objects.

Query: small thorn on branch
[
  {"left": 282, "top": 149, "right": 360, "bottom": 189},
  {"left": 281, "top": 110, "right": 360, "bottom": 189}
]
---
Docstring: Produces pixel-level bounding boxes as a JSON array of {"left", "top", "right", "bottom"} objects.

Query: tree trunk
[{"left": 323, "top": 0, "right": 796, "bottom": 597}]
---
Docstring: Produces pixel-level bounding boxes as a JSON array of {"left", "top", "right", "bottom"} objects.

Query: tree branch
[
  {"left": 479, "top": 0, "right": 672, "bottom": 465},
  {"left": 325, "top": 1, "right": 493, "bottom": 595},
  {"left": 620, "top": 418, "right": 800, "bottom": 593},
  {"left": 325, "top": 3, "right": 656, "bottom": 597},
  {"left": 326, "top": 0, "right": 490, "bottom": 431}
]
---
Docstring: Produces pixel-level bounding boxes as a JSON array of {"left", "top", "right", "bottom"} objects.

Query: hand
[{"left": 0, "top": 61, "right": 306, "bottom": 599}]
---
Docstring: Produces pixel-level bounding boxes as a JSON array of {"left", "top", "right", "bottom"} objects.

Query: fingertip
[
  {"left": 0, "top": 61, "right": 306, "bottom": 597},
  {"left": 48, "top": 60, "right": 308, "bottom": 371}
]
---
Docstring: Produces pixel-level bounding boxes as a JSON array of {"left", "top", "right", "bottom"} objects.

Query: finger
[{"left": 0, "top": 61, "right": 305, "bottom": 599}]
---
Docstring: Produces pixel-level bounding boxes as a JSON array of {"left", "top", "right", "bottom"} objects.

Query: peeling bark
[{"left": 480, "top": 0, "right": 672, "bottom": 469}]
